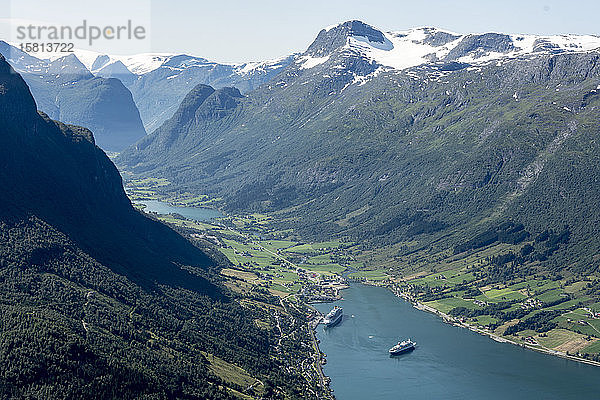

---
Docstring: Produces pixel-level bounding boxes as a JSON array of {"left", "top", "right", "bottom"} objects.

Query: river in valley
[{"left": 313, "top": 284, "right": 600, "bottom": 400}]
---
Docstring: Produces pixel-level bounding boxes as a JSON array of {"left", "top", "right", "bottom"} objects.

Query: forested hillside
[{"left": 0, "top": 54, "right": 317, "bottom": 399}]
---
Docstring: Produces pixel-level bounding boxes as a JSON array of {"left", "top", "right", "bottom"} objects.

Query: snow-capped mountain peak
[{"left": 299, "top": 20, "right": 600, "bottom": 72}]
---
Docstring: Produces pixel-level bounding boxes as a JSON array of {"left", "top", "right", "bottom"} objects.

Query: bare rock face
[
  {"left": 306, "top": 20, "right": 387, "bottom": 57},
  {"left": 445, "top": 33, "right": 516, "bottom": 60}
]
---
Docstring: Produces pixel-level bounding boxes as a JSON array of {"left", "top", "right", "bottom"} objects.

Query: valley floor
[{"left": 123, "top": 177, "right": 600, "bottom": 382}]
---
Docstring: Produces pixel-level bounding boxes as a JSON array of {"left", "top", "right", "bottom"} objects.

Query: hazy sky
[{"left": 2, "top": 0, "right": 600, "bottom": 63}]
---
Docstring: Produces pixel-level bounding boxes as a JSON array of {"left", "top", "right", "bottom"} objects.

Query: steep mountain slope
[
  {"left": 117, "top": 21, "right": 600, "bottom": 273},
  {"left": 0, "top": 42, "right": 146, "bottom": 152},
  {"left": 129, "top": 84, "right": 244, "bottom": 161},
  {"left": 0, "top": 54, "right": 315, "bottom": 399}
]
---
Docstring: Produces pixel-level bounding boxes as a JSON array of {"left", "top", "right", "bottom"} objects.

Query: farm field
[{"left": 398, "top": 243, "right": 600, "bottom": 361}]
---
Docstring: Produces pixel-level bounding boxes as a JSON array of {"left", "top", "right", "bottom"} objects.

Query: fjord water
[
  {"left": 313, "top": 284, "right": 600, "bottom": 399},
  {"left": 139, "top": 200, "right": 224, "bottom": 221}
]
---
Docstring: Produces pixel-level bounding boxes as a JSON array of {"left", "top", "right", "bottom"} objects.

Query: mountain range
[
  {"left": 95, "top": 52, "right": 295, "bottom": 132},
  {"left": 117, "top": 20, "right": 600, "bottom": 273},
  {"left": 8, "top": 20, "right": 599, "bottom": 152},
  {"left": 71, "top": 48, "right": 295, "bottom": 132},
  {"left": 0, "top": 41, "right": 295, "bottom": 147}
]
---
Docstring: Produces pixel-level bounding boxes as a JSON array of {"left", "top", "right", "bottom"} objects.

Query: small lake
[
  {"left": 138, "top": 200, "right": 224, "bottom": 221},
  {"left": 313, "top": 284, "right": 600, "bottom": 400}
]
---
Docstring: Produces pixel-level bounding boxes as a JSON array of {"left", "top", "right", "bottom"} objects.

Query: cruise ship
[
  {"left": 322, "top": 306, "right": 343, "bottom": 328},
  {"left": 389, "top": 339, "right": 416, "bottom": 355}
]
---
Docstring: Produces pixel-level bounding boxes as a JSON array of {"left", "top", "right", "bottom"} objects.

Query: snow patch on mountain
[
  {"left": 297, "top": 55, "right": 330, "bottom": 69},
  {"left": 234, "top": 54, "right": 297, "bottom": 76},
  {"left": 116, "top": 54, "right": 175, "bottom": 74},
  {"left": 67, "top": 48, "right": 107, "bottom": 71},
  {"left": 344, "top": 29, "right": 461, "bottom": 70},
  {"left": 351, "top": 67, "right": 384, "bottom": 86}
]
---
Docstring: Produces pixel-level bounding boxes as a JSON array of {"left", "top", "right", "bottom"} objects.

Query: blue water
[
  {"left": 313, "top": 284, "right": 600, "bottom": 400},
  {"left": 139, "top": 200, "right": 224, "bottom": 221}
]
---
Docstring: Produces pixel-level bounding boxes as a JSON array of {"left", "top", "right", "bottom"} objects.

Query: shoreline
[
  {"left": 306, "top": 304, "right": 335, "bottom": 399},
  {"left": 386, "top": 285, "right": 600, "bottom": 368}
]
